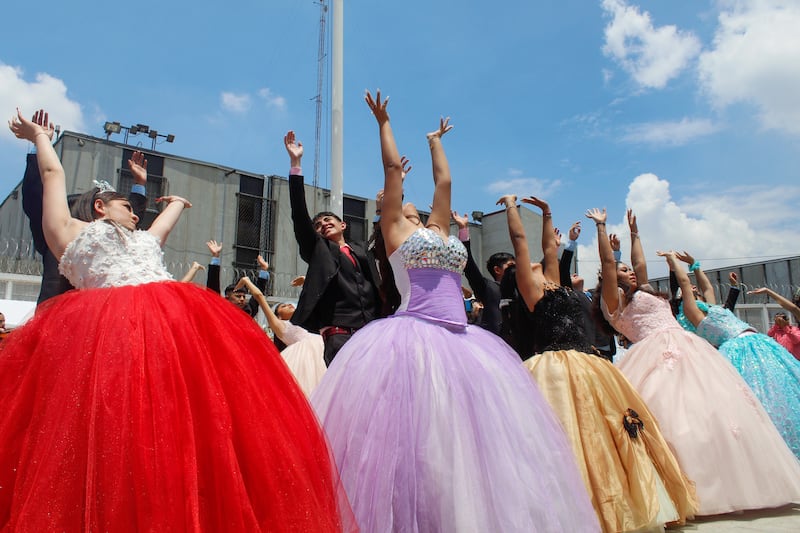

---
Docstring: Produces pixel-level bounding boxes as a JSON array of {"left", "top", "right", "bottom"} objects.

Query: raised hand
[
  {"left": 747, "top": 287, "right": 768, "bottom": 296},
  {"left": 290, "top": 275, "right": 306, "bottom": 287},
  {"left": 451, "top": 210, "right": 469, "bottom": 229},
  {"left": 400, "top": 156, "right": 412, "bottom": 180},
  {"left": 554, "top": 227, "right": 562, "bottom": 247},
  {"left": 365, "top": 90, "right": 390, "bottom": 125},
  {"left": 156, "top": 196, "right": 192, "bottom": 208},
  {"left": 609, "top": 233, "right": 620, "bottom": 251},
  {"left": 8, "top": 108, "right": 53, "bottom": 142},
  {"left": 31, "top": 109, "right": 55, "bottom": 140},
  {"left": 675, "top": 250, "right": 695, "bottom": 265},
  {"left": 568, "top": 221, "right": 581, "bottom": 241},
  {"left": 284, "top": 130, "right": 303, "bottom": 166},
  {"left": 585, "top": 207, "right": 607, "bottom": 225},
  {"left": 627, "top": 209, "right": 639, "bottom": 234},
  {"left": 426, "top": 116, "right": 453, "bottom": 141},
  {"left": 729, "top": 272, "right": 738, "bottom": 287},
  {"left": 521, "top": 196, "right": 550, "bottom": 213},
  {"left": 257, "top": 254, "right": 269, "bottom": 271},
  {"left": 496, "top": 194, "right": 517, "bottom": 209},
  {"left": 206, "top": 240, "right": 222, "bottom": 257},
  {"left": 128, "top": 151, "right": 148, "bottom": 185}
]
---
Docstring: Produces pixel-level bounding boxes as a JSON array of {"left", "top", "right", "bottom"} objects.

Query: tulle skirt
[
  {"left": 0, "top": 281, "right": 355, "bottom": 532},
  {"left": 311, "top": 312, "right": 600, "bottom": 532},
  {"left": 281, "top": 335, "right": 326, "bottom": 396},
  {"left": 525, "top": 350, "right": 697, "bottom": 532},
  {"left": 718, "top": 333, "right": 800, "bottom": 458},
  {"left": 617, "top": 327, "right": 800, "bottom": 515}
]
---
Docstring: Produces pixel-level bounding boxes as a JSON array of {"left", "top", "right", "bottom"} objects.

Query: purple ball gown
[{"left": 311, "top": 228, "right": 599, "bottom": 532}]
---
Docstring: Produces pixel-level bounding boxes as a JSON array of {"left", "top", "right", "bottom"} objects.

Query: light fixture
[
  {"left": 129, "top": 125, "right": 140, "bottom": 135},
  {"left": 136, "top": 124, "right": 150, "bottom": 134},
  {"left": 148, "top": 129, "right": 158, "bottom": 139},
  {"left": 471, "top": 210, "right": 484, "bottom": 222},
  {"left": 166, "top": 134, "right": 175, "bottom": 143}
]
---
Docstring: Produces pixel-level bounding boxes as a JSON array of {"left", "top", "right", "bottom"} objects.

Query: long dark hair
[
  {"left": 70, "top": 188, "right": 129, "bottom": 222},
  {"left": 368, "top": 222, "right": 400, "bottom": 316}
]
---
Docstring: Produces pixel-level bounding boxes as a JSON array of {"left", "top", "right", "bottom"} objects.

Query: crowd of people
[{"left": 1, "top": 100, "right": 800, "bottom": 532}]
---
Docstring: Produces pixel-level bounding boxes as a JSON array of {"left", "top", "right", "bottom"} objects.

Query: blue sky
[{"left": 2, "top": 0, "right": 799, "bottom": 281}]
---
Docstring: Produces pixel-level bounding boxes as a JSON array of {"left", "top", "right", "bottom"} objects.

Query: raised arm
[
  {"left": 675, "top": 250, "right": 716, "bottom": 305},
  {"left": 586, "top": 208, "right": 620, "bottom": 314},
  {"left": 748, "top": 287, "right": 800, "bottom": 322},
  {"left": 426, "top": 117, "right": 454, "bottom": 236},
  {"left": 147, "top": 195, "right": 191, "bottom": 245},
  {"left": 499, "top": 194, "right": 543, "bottom": 311},
  {"left": 453, "top": 210, "right": 489, "bottom": 302},
  {"left": 723, "top": 272, "right": 740, "bottom": 311},
  {"left": 284, "top": 131, "right": 318, "bottom": 262},
  {"left": 522, "top": 197, "right": 559, "bottom": 285},
  {"left": 9, "top": 109, "right": 85, "bottom": 258},
  {"left": 127, "top": 151, "right": 148, "bottom": 225},
  {"left": 235, "top": 276, "right": 287, "bottom": 340},
  {"left": 627, "top": 209, "right": 648, "bottom": 287},
  {"left": 180, "top": 261, "right": 206, "bottom": 283},
  {"left": 559, "top": 222, "right": 580, "bottom": 288},
  {"left": 365, "top": 90, "right": 416, "bottom": 255},
  {"left": 658, "top": 250, "right": 705, "bottom": 327}
]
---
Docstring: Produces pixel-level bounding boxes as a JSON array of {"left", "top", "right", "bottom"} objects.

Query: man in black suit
[
  {"left": 284, "top": 131, "right": 382, "bottom": 366},
  {"left": 22, "top": 137, "right": 148, "bottom": 305}
]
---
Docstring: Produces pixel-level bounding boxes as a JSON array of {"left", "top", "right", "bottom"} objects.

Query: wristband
[
  {"left": 258, "top": 270, "right": 270, "bottom": 280},
  {"left": 689, "top": 261, "right": 701, "bottom": 273},
  {"left": 458, "top": 227, "right": 469, "bottom": 242},
  {"left": 131, "top": 184, "right": 146, "bottom": 196},
  {"left": 613, "top": 250, "right": 622, "bottom": 263},
  {"left": 210, "top": 257, "right": 221, "bottom": 266},
  {"left": 290, "top": 166, "right": 302, "bottom": 176}
]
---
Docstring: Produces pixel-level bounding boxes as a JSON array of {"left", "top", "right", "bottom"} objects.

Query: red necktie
[{"left": 340, "top": 245, "right": 357, "bottom": 267}]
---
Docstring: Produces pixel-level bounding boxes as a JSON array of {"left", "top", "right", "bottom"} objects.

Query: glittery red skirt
[{"left": 0, "top": 281, "right": 355, "bottom": 532}]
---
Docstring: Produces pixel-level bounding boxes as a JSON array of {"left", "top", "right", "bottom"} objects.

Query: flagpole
[{"left": 330, "top": 0, "right": 344, "bottom": 218}]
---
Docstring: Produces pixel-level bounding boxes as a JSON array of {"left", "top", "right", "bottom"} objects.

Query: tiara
[{"left": 92, "top": 179, "right": 116, "bottom": 192}]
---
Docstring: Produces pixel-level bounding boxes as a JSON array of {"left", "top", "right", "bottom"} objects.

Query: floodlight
[
  {"left": 166, "top": 134, "right": 175, "bottom": 143},
  {"left": 148, "top": 130, "right": 158, "bottom": 139}
]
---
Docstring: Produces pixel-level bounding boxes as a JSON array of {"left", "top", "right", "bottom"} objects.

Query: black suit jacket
[
  {"left": 462, "top": 240, "right": 502, "bottom": 335},
  {"left": 288, "top": 174, "right": 381, "bottom": 332},
  {"left": 22, "top": 153, "right": 147, "bottom": 304}
]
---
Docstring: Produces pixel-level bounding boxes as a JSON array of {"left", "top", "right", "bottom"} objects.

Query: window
[
  {"left": 343, "top": 196, "right": 366, "bottom": 244},
  {"left": 233, "top": 175, "right": 276, "bottom": 293}
]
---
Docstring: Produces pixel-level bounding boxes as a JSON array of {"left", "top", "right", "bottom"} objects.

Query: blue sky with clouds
[{"left": 2, "top": 0, "right": 799, "bottom": 280}]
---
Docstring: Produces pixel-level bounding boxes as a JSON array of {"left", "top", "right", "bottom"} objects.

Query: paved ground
[{"left": 669, "top": 505, "right": 800, "bottom": 532}]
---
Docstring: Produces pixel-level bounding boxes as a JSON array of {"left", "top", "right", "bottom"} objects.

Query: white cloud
[
  {"left": 577, "top": 173, "right": 799, "bottom": 285},
  {"left": 698, "top": 0, "right": 800, "bottom": 134},
  {"left": 601, "top": 0, "right": 702, "bottom": 89},
  {"left": 486, "top": 169, "right": 562, "bottom": 198},
  {"left": 258, "top": 88, "right": 287, "bottom": 110},
  {"left": 220, "top": 92, "right": 251, "bottom": 113},
  {"left": 0, "top": 63, "right": 85, "bottom": 140},
  {"left": 620, "top": 117, "right": 719, "bottom": 146}
]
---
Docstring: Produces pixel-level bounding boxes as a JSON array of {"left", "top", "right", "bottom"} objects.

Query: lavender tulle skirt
[{"left": 311, "top": 311, "right": 600, "bottom": 532}]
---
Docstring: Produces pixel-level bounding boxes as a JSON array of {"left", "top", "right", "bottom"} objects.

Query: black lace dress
[{"left": 524, "top": 286, "right": 698, "bottom": 532}]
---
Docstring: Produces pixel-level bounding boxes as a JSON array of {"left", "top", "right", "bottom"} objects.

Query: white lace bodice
[{"left": 59, "top": 220, "right": 174, "bottom": 289}]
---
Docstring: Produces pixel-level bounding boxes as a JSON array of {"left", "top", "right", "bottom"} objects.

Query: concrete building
[
  {"left": 0, "top": 131, "right": 544, "bottom": 325},
  {"left": 649, "top": 256, "right": 800, "bottom": 332}
]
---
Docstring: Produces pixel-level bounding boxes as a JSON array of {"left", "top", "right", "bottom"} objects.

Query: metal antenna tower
[{"left": 312, "top": 0, "right": 328, "bottom": 213}]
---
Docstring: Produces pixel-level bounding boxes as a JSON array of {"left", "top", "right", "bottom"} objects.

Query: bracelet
[
  {"left": 596, "top": 222, "right": 606, "bottom": 227},
  {"left": 689, "top": 261, "right": 701, "bottom": 272},
  {"left": 35, "top": 132, "right": 51, "bottom": 140},
  {"left": 506, "top": 204, "right": 518, "bottom": 210},
  {"left": 542, "top": 212, "right": 552, "bottom": 218},
  {"left": 630, "top": 231, "right": 638, "bottom": 237}
]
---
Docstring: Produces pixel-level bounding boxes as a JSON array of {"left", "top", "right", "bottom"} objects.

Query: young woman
[
  {"left": 309, "top": 92, "right": 599, "bottom": 532},
  {"left": 587, "top": 206, "right": 800, "bottom": 516},
  {"left": 500, "top": 194, "right": 696, "bottom": 532},
  {"left": 665, "top": 250, "right": 800, "bottom": 458},
  {"left": 1, "top": 109, "right": 355, "bottom": 531}
]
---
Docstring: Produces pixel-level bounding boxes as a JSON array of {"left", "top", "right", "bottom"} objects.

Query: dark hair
[
  {"left": 486, "top": 252, "right": 514, "bottom": 279},
  {"left": 368, "top": 222, "right": 400, "bottom": 316},
  {"left": 70, "top": 188, "right": 129, "bottom": 222},
  {"left": 312, "top": 211, "right": 342, "bottom": 224},
  {"left": 774, "top": 312, "right": 788, "bottom": 320},
  {"left": 224, "top": 284, "right": 247, "bottom": 296}
]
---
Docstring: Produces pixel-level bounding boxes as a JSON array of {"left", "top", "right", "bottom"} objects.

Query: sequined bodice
[
  {"left": 59, "top": 220, "right": 174, "bottom": 289},
  {"left": 696, "top": 306, "right": 755, "bottom": 347},
  {"left": 605, "top": 289, "right": 683, "bottom": 343},
  {"left": 532, "top": 287, "right": 593, "bottom": 353},
  {"left": 388, "top": 228, "right": 469, "bottom": 326}
]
